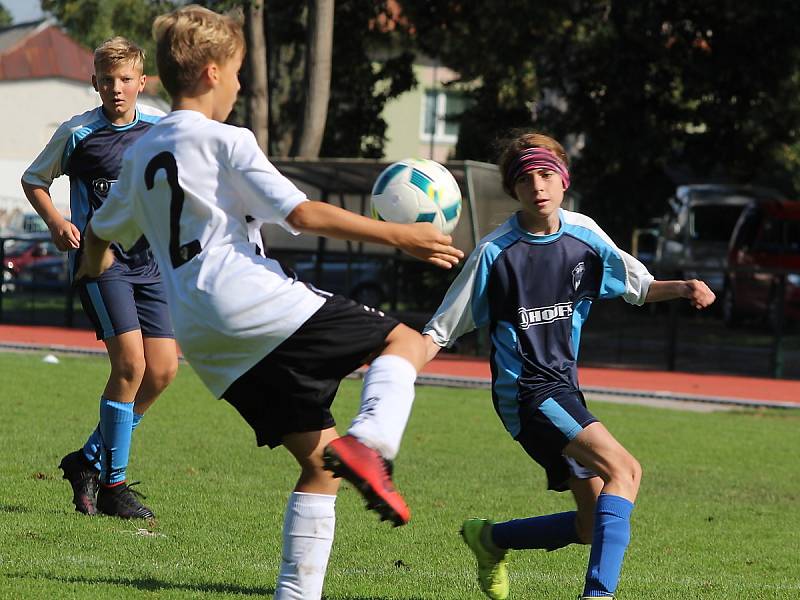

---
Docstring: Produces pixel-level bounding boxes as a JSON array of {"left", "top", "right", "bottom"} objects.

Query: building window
[{"left": 422, "top": 90, "right": 468, "bottom": 143}]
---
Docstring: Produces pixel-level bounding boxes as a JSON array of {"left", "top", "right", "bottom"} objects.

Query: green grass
[{"left": 1, "top": 351, "right": 799, "bottom": 599}]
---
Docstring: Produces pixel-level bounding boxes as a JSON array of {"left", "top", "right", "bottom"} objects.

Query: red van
[{"left": 722, "top": 200, "right": 800, "bottom": 329}]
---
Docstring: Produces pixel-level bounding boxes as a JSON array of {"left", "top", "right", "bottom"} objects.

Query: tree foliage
[
  {"left": 0, "top": 3, "right": 12, "bottom": 27},
  {"left": 404, "top": 0, "right": 800, "bottom": 239},
  {"left": 41, "top": 0, "right": 174, "bottom": 74}
]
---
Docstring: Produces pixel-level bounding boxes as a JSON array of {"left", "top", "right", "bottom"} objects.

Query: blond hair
[
  {"left": 498, "top": 130, "right": 569, "bottom": 198},
  {"left": 153, "top": 4, "right": 245, "bottom": 97},
  {"left": 93, "top": 37, "right": 145, "bottom": 75}
]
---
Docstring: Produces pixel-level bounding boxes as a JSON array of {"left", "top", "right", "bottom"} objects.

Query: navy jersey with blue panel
[
  {"left": 424, "top": 210, "right": 653, "bottom": 437},
  {"left": 22, "top": 105, "right": 164, "bottom": 281}
]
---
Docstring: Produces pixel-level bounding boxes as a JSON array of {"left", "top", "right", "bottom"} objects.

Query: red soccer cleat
[{"left": 323, "top": 435, "right": 410, "bottom": 526}]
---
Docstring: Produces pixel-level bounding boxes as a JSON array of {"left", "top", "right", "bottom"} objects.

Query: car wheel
[{"left": 721, "top": 285, "right": 741, "bottom": 327}]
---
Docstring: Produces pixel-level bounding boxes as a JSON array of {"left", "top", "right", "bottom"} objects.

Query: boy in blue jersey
[
  {"left": 21, "top": 37, "right": 178, "bottom": 519},
  {"left": 423, "top": 131, "right": 715, "bottom": 599}
]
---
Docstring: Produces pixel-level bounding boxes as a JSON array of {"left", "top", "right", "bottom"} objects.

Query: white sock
[
  {"left": 347, "top": 354, "right": 417, "bottom": 461},
  {"left": 274, "top": 492, "right": 336, "bottom": 600}
]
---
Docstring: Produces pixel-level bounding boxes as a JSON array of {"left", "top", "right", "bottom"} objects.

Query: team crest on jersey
[
  {"left": 572, "top": 261, "right": 585, "bottom": 291},
  {"left": 92, "top": 178, "right": 116, "bottom": 198},
  {"left": 518, "top": 302, "right": 573, "bottom": 329}
]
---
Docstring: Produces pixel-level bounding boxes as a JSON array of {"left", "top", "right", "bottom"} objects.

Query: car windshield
[{"left": 690, "top": 204, "right": 747, "bottom": 242}]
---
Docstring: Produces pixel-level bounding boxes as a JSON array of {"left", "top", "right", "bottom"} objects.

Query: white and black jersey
[{"left": 90, "top": 110, "right": 325, "bottom": 396}]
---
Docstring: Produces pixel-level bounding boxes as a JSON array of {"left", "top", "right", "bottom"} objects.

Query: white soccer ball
[{"left": 370, "top": 158, "right": 462, "bottom": 235}]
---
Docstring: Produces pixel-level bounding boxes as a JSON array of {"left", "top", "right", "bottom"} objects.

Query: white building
[{"left": 0, "top": 20, "right": 168, "bottom": 223}]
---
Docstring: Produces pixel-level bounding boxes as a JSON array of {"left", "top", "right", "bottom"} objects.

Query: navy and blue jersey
[
  {"left": 424, "top": 209, "right": 653, "bottom": 437},
  {"left": 22, "top": 105, "right": 164, "bottom": 281}
]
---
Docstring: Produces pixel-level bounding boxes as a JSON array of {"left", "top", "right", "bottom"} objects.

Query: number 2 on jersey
[{"left": 145, "top": 152, "right": 201, "bottom": 268}]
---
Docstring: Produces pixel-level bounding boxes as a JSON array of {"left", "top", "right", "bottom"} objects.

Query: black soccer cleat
[
  {"left": 96, "top": 481, "right": 155, "bottom": 520},
  {"left": 59, "top": 450, "right": 100, "bottom": 516}
]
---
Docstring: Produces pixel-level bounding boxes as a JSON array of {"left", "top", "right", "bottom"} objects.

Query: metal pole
[
  {"left": 429, "top": 60, "right": 438, "bottom": 160},
  {"left": 769, "top": 274, "right": 786, "bottom": 378}
]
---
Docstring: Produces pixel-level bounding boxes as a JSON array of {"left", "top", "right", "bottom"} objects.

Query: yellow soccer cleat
[{"left": 461, "top": 518, "right": 509, "bottom": 600}]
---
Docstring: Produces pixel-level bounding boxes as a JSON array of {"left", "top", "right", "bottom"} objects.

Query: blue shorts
[
  {"left": 515, "top": 390, "right": 598, "bottom": 492},
  {"left": 78, "top": 276, "right": 174, "bottom": 341}
]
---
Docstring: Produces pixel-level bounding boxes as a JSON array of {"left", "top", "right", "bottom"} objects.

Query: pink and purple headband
[{"left": 507, "top": 147, "right": 570, "bottom": 190}]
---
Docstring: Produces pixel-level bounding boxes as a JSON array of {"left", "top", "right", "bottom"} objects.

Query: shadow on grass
[
  {"left": 4, "top": 572, "right": 427, "bottom": 599},
  {"left": 4, "top": 572, "right": 274, "bottom": 596},
  {"left": 0, "top": 504, "right": 28, "bottom": 513}
]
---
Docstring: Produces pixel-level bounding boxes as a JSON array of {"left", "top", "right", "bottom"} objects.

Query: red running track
[{"left": 1, "top": 324, "right": 798, "bottom": 407}]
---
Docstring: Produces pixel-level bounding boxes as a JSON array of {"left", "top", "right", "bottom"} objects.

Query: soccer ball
[{"left": 370, "top": 158, "right": 462, "bottom": 235}]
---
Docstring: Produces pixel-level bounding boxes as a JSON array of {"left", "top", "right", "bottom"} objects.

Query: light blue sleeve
[
  {"left": 562, "top": 210, "right": 653, "bottom": 305},
  {"left": 423, "top": 242, "right": 499, "bottom": 347}
]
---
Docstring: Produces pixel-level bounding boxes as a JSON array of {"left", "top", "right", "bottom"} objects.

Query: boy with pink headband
[{"left": 423, "top": 130, "right": 715, "bottom": 599}]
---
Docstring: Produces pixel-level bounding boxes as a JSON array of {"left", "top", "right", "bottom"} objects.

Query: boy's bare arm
[
  {"left": 20, "top": 180, "right": 80, "bottom": 251},
  {"left": 74, "top": 224, "right": 115, "bottom": 280},
  {"left": 645, "top": 279, "right": 715, "bottom": 309},
  {"left": 423, "top": 334, "right": 443, "bottom": 363},
  {"left": 286, "top": 200, "right": 464, "bottom": 269}
]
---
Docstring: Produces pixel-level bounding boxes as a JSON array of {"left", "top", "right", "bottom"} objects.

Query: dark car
[
  {"left": 722, "top": 199, "right": 800, "bottom": 329},
  {"left": 1, "top": 233, "right": 60, "bottom": 293},
  {"left": 2, "top": 234, "right": 59, "bottom": 276},
  {"left": 290, "top": 253, "right": 390, "bottom": 308},
  {"left": 654, "top": 184, "right": 785, "bottom": 294},
  {"left": 15, "top": 254, "right": 70, "bottom": 292}
]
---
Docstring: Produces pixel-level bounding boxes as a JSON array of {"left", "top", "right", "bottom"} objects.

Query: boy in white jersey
[
  {"left": 21, "top": 37, "right": 177, "bottom": 520},
  {"left": 76, "top": 6, "right": 463, "bottom": 599},
  {"left": 423, "top": 131, "right": 715, "bottom": 599}
]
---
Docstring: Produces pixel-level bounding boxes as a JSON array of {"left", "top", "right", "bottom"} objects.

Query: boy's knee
[
  {"left": 384, "top": 325, "right": 425, "bottom": 368},
  {"left": 157, "top": 359, "right": 179, "bottom": 388},
  {"left": 112, "top": 354, "right": 146, "bottom": 383},
  {"left": 608, "top": 454, "right": 642, "bottom": 496}
]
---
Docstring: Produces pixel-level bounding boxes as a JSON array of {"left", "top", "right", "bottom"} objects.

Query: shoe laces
[{"left": 113, "top": 481, "right": 149, "bottom": 509}]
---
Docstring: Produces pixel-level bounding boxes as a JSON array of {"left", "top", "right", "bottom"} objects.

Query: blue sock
[
  {"left": 98, "top": 397, "right": 134, "bottom": 485},
  {"left": 83, "top": 411, "right": 144, "bottom": 473},
  {"left": 583, "top": 494, "right": 634, "bottom": 597},
  {"left": 82, "top": 427, "right": 103, "bottom": 472},
  {"left": 492, "top": 511, "right": 580, "bottom": 551}
]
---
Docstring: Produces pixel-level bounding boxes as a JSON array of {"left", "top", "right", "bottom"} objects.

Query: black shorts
[
  {"left": 515, "top": 390, "right": 598, "bottom": 492},
  {"left": 222, "top": 294, "right": 400, "bottom": 448},
  {"left": 78, "top": 276, "right": 174, "bottom": 341}
]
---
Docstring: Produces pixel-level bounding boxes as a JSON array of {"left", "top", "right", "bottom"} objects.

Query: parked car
[
  {"left": 654, "top": 184, "right": 784, "bottom": 294},
  {"left": 3, "top": 211, "right": 48, "bottom": 235},
  {"left": 289, "top": 253, "right": 390, "bottom": 308},
  {"left": 2, "top": 234, "right": 59, "bottom": 277},
  {"left": 15, "top": 254, "right": 70, "bottom": 292},
  {"left": 1, "top": 233, "right": 60, "bottom": 293},
  {"left": 722, "top": 199, "right": 800, "bottom": 329}
]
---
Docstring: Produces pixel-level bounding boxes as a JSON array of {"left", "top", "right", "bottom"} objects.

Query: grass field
[{"left": 1, "top": 351, "right": 799, "bottom": 599}]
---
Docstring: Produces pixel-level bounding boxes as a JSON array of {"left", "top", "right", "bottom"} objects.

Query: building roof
[{"left": 0, "top": 19, "right": 94, "bottom": 83}]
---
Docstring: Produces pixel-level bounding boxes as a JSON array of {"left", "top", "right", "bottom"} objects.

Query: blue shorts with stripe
[
  {"left": 512, "top": 389, "right": 598, "bottom": 492},
  {"left": 78, "top": 276, "right": 174, "bottom": 341}
]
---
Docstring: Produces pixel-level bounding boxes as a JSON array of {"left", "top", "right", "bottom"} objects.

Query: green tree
[
  {"left": 0, "top": 3, "right": 13, "bottom": 27},
  {"left": 196, "top": 0, "right": 416, "bottom": 158},
  {"left": 404, "top": 0, "right": 800, "bottom": 240},
  {"left": 41, "top": 0, "right": 175, "bottom": 74}
]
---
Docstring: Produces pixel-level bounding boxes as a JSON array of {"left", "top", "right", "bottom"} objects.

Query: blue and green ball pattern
[{"left": 370, "top": 159, "right": 462, "bottom": 234}]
